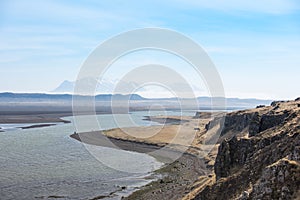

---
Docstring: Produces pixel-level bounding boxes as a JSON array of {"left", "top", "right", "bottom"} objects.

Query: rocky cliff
[{"left": 194, "top": 98, "right": 300, "bottom": 200}]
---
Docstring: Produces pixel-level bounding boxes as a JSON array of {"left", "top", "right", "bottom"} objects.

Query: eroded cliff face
[
  {"left": 250, "top": 158, "right": 300, "bottom": 199},
  {"left": 195, "top": 98, "right": 300, "bottom": 200}
]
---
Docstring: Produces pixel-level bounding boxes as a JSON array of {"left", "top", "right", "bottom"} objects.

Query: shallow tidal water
[{"left": 0, "top": 111, "right": 193, "bottom": 200}]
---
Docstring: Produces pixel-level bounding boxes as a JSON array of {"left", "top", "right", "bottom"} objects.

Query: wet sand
[
  {"left": 0, "top": 113, "right": 71, "bottom": 131},
  {"left": 0, "top": 113, "right": 71, "bottom": 124},
  {"left": 71, "top": 131, "right": 209, "bottom": 200},
  {"left": 20, "top": 123, "right": 59, "bottom": 129}
]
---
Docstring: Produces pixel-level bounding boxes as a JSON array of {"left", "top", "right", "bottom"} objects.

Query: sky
[{"left": 0, "top": 0, "right": 300, "bottom": 100}]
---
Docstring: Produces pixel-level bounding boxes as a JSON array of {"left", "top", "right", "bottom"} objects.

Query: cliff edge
[{"left": 194, "top": 98, "right": 300, "bottom": 200}]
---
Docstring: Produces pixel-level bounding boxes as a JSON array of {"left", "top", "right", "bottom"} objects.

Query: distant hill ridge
[
  {"left": 0, "top": 92, "right": 145, "bottom": 101},
  {"left": 0, "top": 92, "right": 274, "bottom": 109}
]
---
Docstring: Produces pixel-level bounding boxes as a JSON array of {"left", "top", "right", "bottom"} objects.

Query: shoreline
[
  {"left": 124, "top": 156, "right": 208, "bottom": 200},
  {"left": 70, "top": 132, "right": 186, "bottom": 163},
  {"left": 70, "top": 113, "right": 214, "bottom": 200},
  {"left": 70, "top": 112, "right": 218, "bottom": 200},
  {"left": 142, "top": 115, "right": 190, "bottom": 125},
  {"left": 0, "top": 113, "right": 71, "bottom": 124},
  {"left": 20, "top": 123, "right": 61, "bottom": 129},
  {"left": 1, "top": 111, "right": 216, "bottom": 199},
  {"left": 71, "top": 131, "right": 209, "bottom": 200},
  {"left": 89, "top": 174, "right": 158, "bottom": 200},
  {"left": 0, "top": 109, "right": 117, "bottom": 124},
  {"left": 0, "top": 113, "right": 71, "bottom": 131}
]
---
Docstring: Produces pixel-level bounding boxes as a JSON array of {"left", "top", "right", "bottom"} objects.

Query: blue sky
[{"left": 0, "top": 0, "right": 299, "bottom": 99}]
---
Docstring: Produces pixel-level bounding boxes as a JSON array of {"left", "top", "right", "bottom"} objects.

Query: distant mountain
[
  {"left": 51, "top": 79, "right": 138, "bottom": 94},
  {"left": 51, "top": 80, "right": 74, "bottom": 93}
]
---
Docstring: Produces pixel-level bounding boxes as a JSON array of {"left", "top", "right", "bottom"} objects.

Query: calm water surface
[{"left": 0, "top": 111, "right": 191, "bottom": 200}]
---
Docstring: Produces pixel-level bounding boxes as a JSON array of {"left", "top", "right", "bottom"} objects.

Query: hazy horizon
[{"left": 0, "top": 78, "right": 297, "bottom": 101}]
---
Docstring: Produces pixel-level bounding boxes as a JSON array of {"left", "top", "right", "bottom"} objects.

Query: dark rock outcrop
[
  {"left": 248, "top": 112, "right": 261, "bottom": 136},
  {"left": 195, "top": 99, "right": 300, "bottom": 200},
  {"left": 256, "top": 105, "right": 265, "bottom": 108},
  {"left": 259, "top": 110, "right": 290, "bottom": 132},
  {"left": 215, "top": 136, "right": 254, "bottom": 180},
  {"left": 205, "top": 101, "right": 296, "bottom": 140},
  {"left": 250, "top": 158, "right": 300, "bottom": 199}
]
